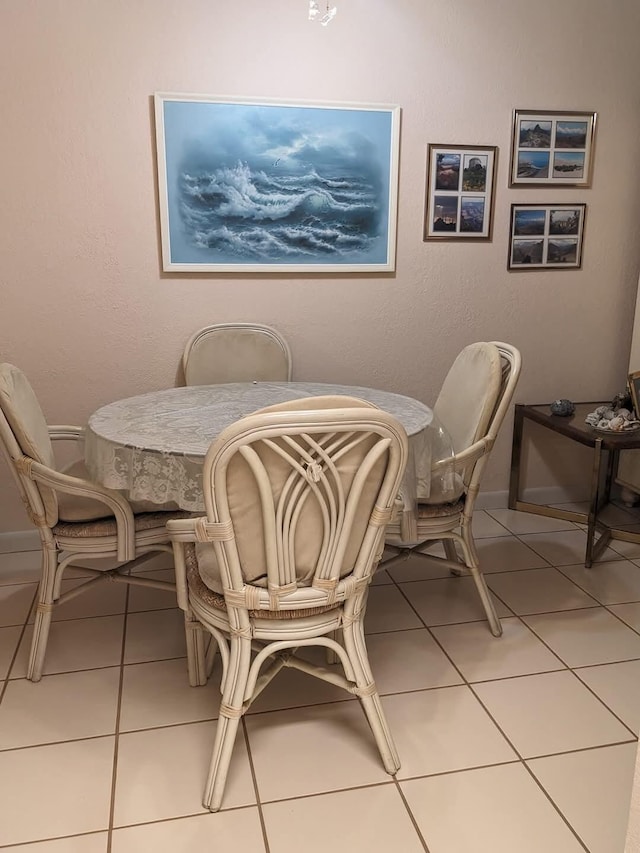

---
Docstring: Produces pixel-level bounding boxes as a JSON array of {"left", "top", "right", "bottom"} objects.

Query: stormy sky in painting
[{"left": 161, "top": 100, "right": 394, "bottom": 265}]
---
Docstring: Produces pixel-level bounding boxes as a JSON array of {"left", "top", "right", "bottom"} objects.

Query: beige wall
[{"left": 1, "top": 0, "right": 640, "bottom": 534}]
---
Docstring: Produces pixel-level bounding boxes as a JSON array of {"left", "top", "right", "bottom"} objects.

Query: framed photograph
[
  {"left": 424, "top": 144, "right": 497, "bottom": 240},
  {"left": 154, "top": 93, "right": 401, "bottom": 272},
  {"left": 629, "top": 371, "right": 640, "bottom": 417},
  {"left": 508, "top": 203, "right": 586, "bottom": 270},
  {"left": 509, "top": 109, "right": 597, "bottom": 187}
]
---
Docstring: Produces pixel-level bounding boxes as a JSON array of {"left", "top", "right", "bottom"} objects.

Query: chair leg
[
  {"left": 202, "top": 635, "right": 252, "bottom": 812},
  {"left": 342, "top": 615, "right": 400, "bottom": 775},
  {"left": 457, "top": 532, "right": 503, "bottom": 638},
  {"left": 325, "top": 629, "right": 340, "bottom": 664},
  {"left": 443, "top": 538, "right": 465, "bottom": 575},
  {"left": 27, "top": 547, "right": 58, "bottom": 682},
  {"left": 184, "top": 609, "right": 209, "bottom": 687}
]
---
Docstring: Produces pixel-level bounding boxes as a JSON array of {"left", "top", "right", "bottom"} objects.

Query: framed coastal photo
[
  {"left": 424, "top": 144, "right": 497, "bottom": 240},
  {"left": 508, "top": 203, "right": 586, "bottom": 270},
  {"left": 154, "top": 93, "right": 401, "bottom": 272},
  {"left": 509, "top": 110, "right": 596, "bottom": 187}
]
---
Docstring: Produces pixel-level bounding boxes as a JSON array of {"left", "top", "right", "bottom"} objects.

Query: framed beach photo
[
  {"left": 154, "top": 93, "right": 401, "bottom": 272},
  {"left": 424, "top": 144, "right": 497, "bottom": 240},
  {"left": 509, "top": 110, "right": 596, "bottom": 187},
  {"left": 508, "top": 203, "right": 586, "bottom": 270}
]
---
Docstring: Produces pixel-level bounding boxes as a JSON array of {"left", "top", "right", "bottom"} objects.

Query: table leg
[
  {"left": 508, "top": 405, "right": 524, "bottom": 509},
  {"left": 585, "top": 438, "right": 607, "bottom": 568},
  {"left": 509, "top": 406, "right": 587, "bottom": 524}
]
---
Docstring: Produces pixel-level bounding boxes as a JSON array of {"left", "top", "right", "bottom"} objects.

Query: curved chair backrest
[
  {"left": 182, "top": 323, "right": 292, "bottom": 386},
  {"left": 434, "top": 342, "right": 504, "bottom": 455},
  {"left": 199, "top": 397, "right": 407, "bottom": 614},
  {"left": 427, "top": 342, "right": 521, "bottom": 501},
  {"left": 0, "top": 362, "right": 59, "bottom": 526},
  {"left": 464, "top": 341, "right": 522, "bottom": 489},
  {"left": 485, "top": 342, "right": 522, "bottom": 442}
]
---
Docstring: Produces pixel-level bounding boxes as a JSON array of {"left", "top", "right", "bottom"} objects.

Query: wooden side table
[{"left": 508, "top": 402, "right": 640, "bottom": 567}]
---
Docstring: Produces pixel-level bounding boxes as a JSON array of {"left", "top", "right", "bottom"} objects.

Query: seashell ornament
[{"left": 585, "top": 405, "right": 640, "bottom": 432}]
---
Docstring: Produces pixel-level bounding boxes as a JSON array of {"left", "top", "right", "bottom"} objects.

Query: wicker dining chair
[
  {"left": 0, "top": 362, "right": 189, "bottom": 681},
  {"left": 382, "top": 342, "right": 522, "bottom": 637},
  {"left": 167, "top": 395, "right": 408, "bottom": 811},
  {"left": 182, "top": 322, "right": 292, "bottom": 386}
]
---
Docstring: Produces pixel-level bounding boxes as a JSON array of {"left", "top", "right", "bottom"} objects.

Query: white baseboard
[
  {"left": 477, "top": 485, "right": 589, "bottom": 511},
  {"left": 475, "top": 490, "right": 509, "bottom": 511},
  {"left": 0, "top": 529, "right": 40, "bottom": 554}
]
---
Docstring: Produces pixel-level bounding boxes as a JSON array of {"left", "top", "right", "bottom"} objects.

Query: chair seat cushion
[
  {"left": 184, "top": 544, "right": 338, "bottom": 620},
  {"left": 58, "top": 460, "right": 184, "bottom": 522},
  {"left": 58, "top": 460, "right": 117, "bottom": 522},
  {"left": 54, "top": 509, "right": 192, "bottom": 539}
]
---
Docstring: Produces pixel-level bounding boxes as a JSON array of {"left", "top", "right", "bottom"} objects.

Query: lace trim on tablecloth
[{"left": 85, "top": 383, "right": 437, "bottom": 513}]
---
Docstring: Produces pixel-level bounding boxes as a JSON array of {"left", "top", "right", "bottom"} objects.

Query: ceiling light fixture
[{"left": 309, "top": 1, "right": 337, "bottom": 26}]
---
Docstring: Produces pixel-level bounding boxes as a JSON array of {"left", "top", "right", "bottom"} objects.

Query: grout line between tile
[
  {"left": 0, "top": 583, "right": 39, "bottom": 705},
  {"left": 4, "top": 519, "right": 640, "bottom": 846},
  {"left": 0, "top": 829, "right": 108, "bottom": 850},
  {"left": 392, "top": 777, "right": 432, "bottom": 853},
  {"left": 568, "top": 668, "right": 639, "bottom": 740},
  {"left": 255, "top": 778, "right": 398, "bottom": 808},
  {"left": 107, "top": 803, "right": 260, "bottom": 836},
  {"left": 240, "top": 718, "right": 270, "bottom": 853},
  {"left": 520, "top": 758, "right": 592, "bottom": 852},
  {"left": 106, "top": 584, "right": 131, "bottom": 853}
]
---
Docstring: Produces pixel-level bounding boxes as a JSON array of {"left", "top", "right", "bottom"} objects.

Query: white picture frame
[{"left": 154, "top": 93, "right": 401, "bottom": 273}]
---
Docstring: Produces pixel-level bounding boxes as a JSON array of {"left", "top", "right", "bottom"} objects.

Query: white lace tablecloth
[{"left": 85, "top": 382, "right": 433, "bottom": 534}]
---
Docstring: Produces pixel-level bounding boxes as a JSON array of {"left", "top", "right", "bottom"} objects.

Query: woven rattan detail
[
  {"left": 185, "top": 544, "right": 228, "bottom": 611},
  {"left": 184, "top": 543, "right": 339, "bottom": 620},
  {"left": 415, "top": 497, "right": 465, "bottom": 519},
  {"left": 53, "top": 509, "right": 192, "bottom": 539}
]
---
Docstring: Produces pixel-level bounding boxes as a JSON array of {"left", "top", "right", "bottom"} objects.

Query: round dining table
[{"left": 85, "top": 382, "right": 434, "bottom": 538}]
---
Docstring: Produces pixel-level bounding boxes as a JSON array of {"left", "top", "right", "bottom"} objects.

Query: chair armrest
[
  {"left": 166, "top": 516, "right": 204, "bottom": 611},
  {"left": 431, "top": 437, "right": 493, "bottom": 475},
  {"left": 26, "top": 458, "right": 137, "bottom": 562},
  {"left": 48, "top": 425, "right": 85, "bottom": 442},
  {"left": 165, "top": 517, "right": 202, "bottom": 540}
]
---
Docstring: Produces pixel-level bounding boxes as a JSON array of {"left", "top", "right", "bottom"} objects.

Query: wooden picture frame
[
  {"left": 423, "top": 144, "right": 497, "bottom": 241},
  {"left": 509, "top": 109, "right": 597, "bottom": 188},
  {"left": 508, "top": 203, "right": 586, "bottom": 271}
]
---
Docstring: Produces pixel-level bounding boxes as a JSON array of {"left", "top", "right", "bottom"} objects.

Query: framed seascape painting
[
  {"left": 508, "top": 203, "right": 586, "bottom": 270},
  {"left": 154, "top": 93, "right": 401, "bottom": 272},
  {"left": 509, "top": 110, "right": 597, "bottom": 187},
  {"left": 423, "top": 144, "right": 497, "bottom": 241}
]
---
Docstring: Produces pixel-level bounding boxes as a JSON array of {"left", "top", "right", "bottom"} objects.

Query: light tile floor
[{"left": 1, "top": 507, "right": 639, "bottom": 851}]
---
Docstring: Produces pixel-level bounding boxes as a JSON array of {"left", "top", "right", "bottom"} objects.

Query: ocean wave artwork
[{"left": 156, "top": 96, "right": 400, "bottom": 271}]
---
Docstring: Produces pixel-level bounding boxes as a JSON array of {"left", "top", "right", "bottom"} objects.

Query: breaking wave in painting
[
  {"left": 179, "top": 161, "right": 380, "bottom": 262},
  {"left": 162, "top": 101, "right": 393, "bottom": 265}
]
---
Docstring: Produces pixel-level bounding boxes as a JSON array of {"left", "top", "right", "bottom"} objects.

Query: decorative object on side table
[
  {"left": 585, "top": 393, "right": 640, "bottom": 432},
  {"left": 550, "top": 399, "right": 575, "bottom": 416}
]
